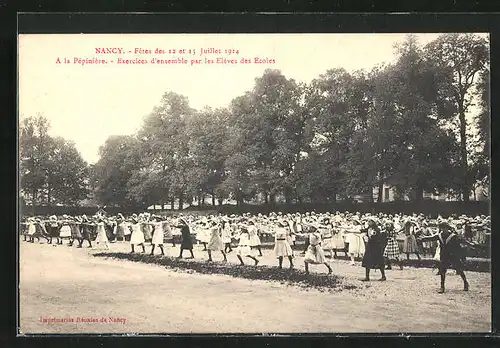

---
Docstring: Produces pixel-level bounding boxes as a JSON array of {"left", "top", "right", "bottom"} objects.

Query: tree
[
  {"left": 185, "top": 107, "right": 231, "bottom": 207},
  {"left": 20, "top": 114, "right": 90, "bottom": 208},
  {"left": 20, "top": 116, "right": 47, "bottom": 207},
  {"left": 305, "top": 68, "right": 371, "bottom": 202},
  {"left": 93, "top": 135, "right": 143, "bottom": 208},
  {"left": 48, "top": 137, "right": 89, "bottom": 205},
  {"left": 135, "top": 91, "right": 195, "bottom": 210},
  {"left": 223, "top": 69, "right": 304, "bottom": 205},
  {"left": 378, "top": 35, "right": 460, "bottom": 201},
  {"left": 425, "top": 33, "right": 490, "bottom": 201}
]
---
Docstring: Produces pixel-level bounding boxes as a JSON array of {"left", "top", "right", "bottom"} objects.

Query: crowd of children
[{"left": 20, "top": 210, "right": 490, "bottom": 293}]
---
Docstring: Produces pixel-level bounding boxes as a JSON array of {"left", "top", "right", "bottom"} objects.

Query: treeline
[
  {"left": 19, "top": 116, "right": 89, "bottom": 206},
  {"left": 19, "top": 34, "right": 490, "bottom": 210}
]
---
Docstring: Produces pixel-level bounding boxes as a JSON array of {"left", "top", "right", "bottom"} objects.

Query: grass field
[{"left": 19, "top": 240, "right": 491, "bottom": 334}]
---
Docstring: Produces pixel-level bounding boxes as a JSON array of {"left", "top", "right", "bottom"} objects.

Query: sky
[{"left": 18, "top": 33, "right": 487, "bottom": 164}]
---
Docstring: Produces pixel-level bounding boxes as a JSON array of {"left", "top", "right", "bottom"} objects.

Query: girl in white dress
[
  {"left": 196, "top": 219, "right": 211, "bottom": 251},
  {"left": 162, "top": 218, "right": 176, "bottom": 247},
  {"left": 94, "top": 218, "right": 110, "bottom": 249},
  {"left": 320, "top": 219, "right": 334, "bottom": 258},
  {"left": 331, "top": 221, "right": 347, "bottom": 258},
  {"left": 247, "top": 220, "right": 263, "bottom": 256},
  {"left": 235, "top": 226, "right": 259, "bottom": 266},
  {"left": 129, "top": 216, "right": 146, "bottom": 253},
  {"left": 206, "top": 220, "right": 227, "bottom": 262},
  {"left": 221, "top": 220, "right": 233, "bottom": 253},
  {"left": 123, "top": 214, "right": 132, "bottom": 242},
  {"left": 141, "top": 213, "right": 153, "bottom": 244},
  {"left": 273, "top": 221, "right": 294, "bottom": 269},
  {"left": 26, "top": 217, "right": 37, "bottom": 243},
  {"left": 59, "top": 215, "right": 72, "bottom": 245},
  {"left": 304, "top": 226, "right": 333, "bottom": 275},
  {"left": 148, "top": 215, "right": 165, "bottom": 255},
  {"left": 344, "top": 219, "right": 366, "bottom": 265}
]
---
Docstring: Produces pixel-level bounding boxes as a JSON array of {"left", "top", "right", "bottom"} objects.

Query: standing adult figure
[
  {"left": 361, "top": 219, "right": 387, "bottom": 282},
  {"left": 178, "top": 218, "right": 195, "bottom": 259},
  {"left": 419, "top": 221, "right": 472, "bottom": 293}
]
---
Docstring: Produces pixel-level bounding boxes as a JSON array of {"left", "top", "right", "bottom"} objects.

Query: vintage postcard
[{"left": 18, "top": 31, "right": 491, "bottom": 334}]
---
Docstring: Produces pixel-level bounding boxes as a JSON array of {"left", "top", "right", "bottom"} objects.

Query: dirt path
[{"left": 19, "top": 241, "right": 491, "bottom": 334}]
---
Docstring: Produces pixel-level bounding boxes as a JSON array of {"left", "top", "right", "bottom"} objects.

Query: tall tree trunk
[
  {"left": 377, "top": 181, "right": 384, "bottom": 203},
  {"left": 212, "top": 194, "right": 216, "bottom": 207},
  {"left": 237, "top": 196, "right": 244, "bottom": 207},
  {"left": 414, "top": 185, "right": 424, "bottom": 202},
  {"left": 270, "top": 193, "right": 276, "bottom": 205},
  {"left": 296, "top": 189, "right": 303, "bottom": 204},
  {"left": 236, "top": 189, "right": 244, "bottom": 207},
  {"left": 459, "top": 104, "right": 470, "bottom": 202},
  {"left": 170, "top": 198, "right": 174, "bottom": 210},
  {"left": 32, "top": 189, "right": 37, "bottom": 215},
  {"left": 218, "top": 198, "right": 223, "bottom": 207},
  {"left": 161, "top": 202, "right": 164, "bottom": 210},
  {"left": 365, "top": 186, "right": 374, "bottom": 203},
  {"left": 284, "top": 187, "right": 292, "bottom": 204},
  {"left": 179, "top": 194, "right": 184, "bottom": 211},
  {"left": 47, "top": 183, "right": 51, "bottom": 206}
]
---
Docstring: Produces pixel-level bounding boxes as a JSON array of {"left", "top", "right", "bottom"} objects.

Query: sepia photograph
[{"left": 18, "top": 31, "right": 491, "bottom": 334}]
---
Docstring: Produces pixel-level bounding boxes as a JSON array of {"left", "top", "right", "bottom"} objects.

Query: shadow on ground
[{"left": 93, "top": 252, "right": 357, "bottom": 292}]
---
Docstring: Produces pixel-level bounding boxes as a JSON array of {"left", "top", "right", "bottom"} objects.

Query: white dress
[
  {"left": 95, "top": 222, "right": 109, "bottom": 243},
  {"left": 27, "top": 222, "right": 36, "bottom": 236},
  {"left": 305, "top": 233, "right": 327, "bottom": 264},
  {"left": 151, "top": 222, "right": 164, "bottom": 245},
  {"left": 162, "top": 222, "right": 173, "bottom": 240},
  {"left": 123, "top": 222, "right": 131, "bottom": 236},
  {"left": 197, "top": 227, "right": 211, "bottom": 243},
  {"left": 273, "top": 227, "right": 293, "bottom": 257},
  {"left": 248, "top": 226, "right": 261, "bottom": 246},
  {"left": 236, "top": 232, "right": 253, "bottom": 256},
  {"left": 221, "top": 225, "right": 232, "bottom": 244},
  {"left": 321, "top": 227, "right": 334, "bottom": 250},
  {"left": 130, "top": 223, "right": 145, "bottom": 245},
  {"left": 332, "top": 228, "right": 346, "bottom": 249},
  {"left": 345, "top": 226, "right": 365, "bottom": 256},
  {"left": 59, "top": 224, "right": 72, "bottom": 238}
]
